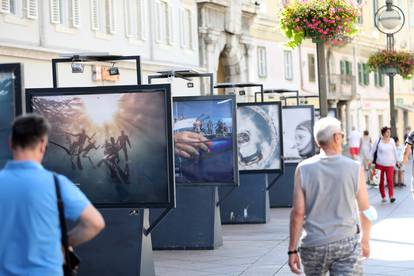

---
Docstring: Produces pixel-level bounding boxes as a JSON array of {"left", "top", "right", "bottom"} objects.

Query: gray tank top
[{"left": 298, "top": 154, "right": 360, "bottom": 248}]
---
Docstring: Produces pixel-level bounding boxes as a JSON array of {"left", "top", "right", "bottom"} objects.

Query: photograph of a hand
[{"left": 174, "top": 131, "right": 209, "bottom": 159}]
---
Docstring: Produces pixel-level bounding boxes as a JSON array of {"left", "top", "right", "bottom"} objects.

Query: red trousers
[{"left": 375, "top": 164, "right": 394, "bottom": 199}]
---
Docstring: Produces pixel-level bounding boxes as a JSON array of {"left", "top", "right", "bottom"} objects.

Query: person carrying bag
[
  {"left": 55, "top": 174, "right": 81, "bottom": 275},
  {"left": 370, "top": 127, "right": 399, "bottom": 203},
  {"left": 0, "top": 114, "right": 105, "bottom": 275}
]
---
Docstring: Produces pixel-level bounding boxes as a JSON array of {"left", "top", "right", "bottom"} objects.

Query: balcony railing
[{"left": 328, "top": 74, "right": 356, "bottom": 101}]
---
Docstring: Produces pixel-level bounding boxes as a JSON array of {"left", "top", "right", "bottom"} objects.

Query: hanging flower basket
[
  {"left": 368, "top": 50, "right": 414, "bottom": 79},
  {"left": 279, "top": 0, "right": 360, "bottom": 48}
]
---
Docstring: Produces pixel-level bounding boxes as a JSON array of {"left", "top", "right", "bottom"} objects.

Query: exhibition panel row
[{"left": 2, "top": 62, "right": 318, "bottom": 210}]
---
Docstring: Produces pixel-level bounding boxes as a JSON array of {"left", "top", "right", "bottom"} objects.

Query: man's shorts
[
  {"left": 300, "top": 235, "right": 362, "bottom": 276},
  {"left": 349, "top": 147, "right": 360, "bottom": 156}
]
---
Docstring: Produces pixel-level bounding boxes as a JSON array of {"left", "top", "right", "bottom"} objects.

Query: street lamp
[{"left": 374, "top": 0, "right": 405, "bottom": 136}]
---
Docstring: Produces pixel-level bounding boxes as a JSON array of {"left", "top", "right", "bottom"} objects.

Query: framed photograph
[
  {"left": 282, "top": 106, "right": 315, "bottom": 163},
  {"left": 237, "top": 102, "right": 283, "bottom": 173},
  {"left": 25, "top": 84, "right": 175, "bottom": 208},
  {"left": 0, "top": 63, "right": 23, "bottom": 168},
  {"left": 173, "top": 95, "right": 238, "bottom": 186}
]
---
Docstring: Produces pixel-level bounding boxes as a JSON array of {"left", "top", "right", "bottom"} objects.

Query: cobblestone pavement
[{"left": 154, "top": 166, "right": 414, "bottom": 276}]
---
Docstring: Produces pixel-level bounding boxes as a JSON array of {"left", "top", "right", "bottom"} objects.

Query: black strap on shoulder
[{"left": 54, "top": 174, "right": 72, "bottom": 269}]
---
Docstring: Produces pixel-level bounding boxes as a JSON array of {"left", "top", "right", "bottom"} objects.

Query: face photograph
[
  {"left": 31, "top": 91, "right": 169, "bottom": 206},
  {"left": 237, "top": 104, "right": 281, "bottom": 171},
  {"left": 283, "top": 107, "right": 314, "bottom": 162},
  {"left": 173, "top": 98, "right": 235, "bottom": 185}
]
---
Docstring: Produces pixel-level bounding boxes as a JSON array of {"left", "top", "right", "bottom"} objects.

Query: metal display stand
[
  {"left": 254, "top": 89, "right": 299, "bottom": 106},
  {"left": 268, "top": 163, "right": 298, "bottom": 208},
  {"left": 214, "top": 82, "right": 272, "bottom": 224},
  {"left": 148, "top": 70, "right": 223, "bottom": 249},
  {"left": 50, "top": 55, "right": 172, "bottom": 275},
  {"left": 219, "top": 173, "right": 269, "bottom": 224},
  {"left": 77, "top": 209, "right": 155, "bottom": 276},
  {"left": 151, "top": 186, "right": 223, "bottom": 249}
]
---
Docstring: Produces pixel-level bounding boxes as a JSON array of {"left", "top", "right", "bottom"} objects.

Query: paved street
[{"left": 154, "top": 169, "right": 414, "bottom": 275}]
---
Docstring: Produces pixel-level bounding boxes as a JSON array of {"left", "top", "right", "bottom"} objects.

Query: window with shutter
[
  {"left": 124, "top": 0, "right": 133, "bottom": 37},
  {"left": 9, "top": 0, "right": 22, "bottom": 17},
  {"left": 155, "top": 0, "right": 163, "bottom": 42},
  {"left": 0, "top": 0, "right": 10, "bottom": 13},
  {"left": 90, "top": 0, "right": 99, "bottom": 30},
  {"left": 26, "top": 0, "right": 38, "bottom": 19},
  {"left": 345, "top": 61, "right": 352, "bottom": 76},
  {"left": 107, "top": 0, "right": 116, "bottom": 34},
  {"left": 179, "top": 8, "right": 186, "bottom": 48},
  {"left": 374, "top": 70, "right": 379, "bottom": 87},
  {"left": 308, "top": 54, "right": 315, "bottom": 82},
  {"left": 358, "top": 63, "right": 363, "bottom": 85},
  {"left": 258, "top": 47, "right": 267, "bottom": 78},
  {"left": 186, "top": 9, "right": 193, "bottom": 49},
  {"left": 379, "top": 72, "right": 384, "bottom": 87},
  {"left": 363, "top": 64, "right": 369, "bottom": 86},
  {"left": 284, "top": 50, "right": 293, "bottom": 80},
  {"left": 167, "top": 3, "right": 174, "bottom": 45},
  {"left": 50, "top": 0, "right": 60, "bottom": 24},
  {"left": 138, "top": 0, "right": 146, "bottom": 40},
  {"left": 340, "top": 60, "right": 345, "bottom": 75},
  {"left": 71, "top": 0, "right": 80, "bottom": 27}
]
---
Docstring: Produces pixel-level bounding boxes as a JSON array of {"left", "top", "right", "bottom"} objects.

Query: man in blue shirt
[{"left": 0, "top": 114, "right": 105, "bottom": 276}]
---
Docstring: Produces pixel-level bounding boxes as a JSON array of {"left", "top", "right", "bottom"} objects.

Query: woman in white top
[
  {"left": 371, "top": 127, "right": 399, "bottom": 203},
  {"left": 359, "top": 130, "right": 372, "bottom": 170}
]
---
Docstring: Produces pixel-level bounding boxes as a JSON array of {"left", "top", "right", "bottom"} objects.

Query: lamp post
[{"left": 374, "top": 0, "right": 405, "bottom": 136}]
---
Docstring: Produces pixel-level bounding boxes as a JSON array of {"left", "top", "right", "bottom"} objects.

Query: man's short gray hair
[{"left": 314, "top": 117, "right": 342, "bottom": 146}]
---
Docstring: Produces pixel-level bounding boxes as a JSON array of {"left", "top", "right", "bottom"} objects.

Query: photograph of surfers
[
  {"left": 173, "top": 97, "right": 236, "bottom": 184},
  {"left": 31, "top": 91, "right": 170, "bottom": 205}
]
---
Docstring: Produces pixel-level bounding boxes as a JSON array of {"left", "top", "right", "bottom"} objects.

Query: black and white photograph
[
  {"left": 282, "top": 106, "right": 315, "bottom": 163},
  {"left": 237, "top": 102, "right": 283, "bottom": 172}
]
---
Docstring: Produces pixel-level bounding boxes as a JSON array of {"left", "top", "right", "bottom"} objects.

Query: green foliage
[
  {"left": 367, "top": 50, "right": 414, "bottom": 79},
  {"left": 279, "top": 0, "right": 360, "bottom": 48}
]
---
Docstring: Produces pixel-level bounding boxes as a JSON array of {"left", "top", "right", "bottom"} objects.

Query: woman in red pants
[{"left": 371, "top": 127, "right": 399, "bottom": 203}]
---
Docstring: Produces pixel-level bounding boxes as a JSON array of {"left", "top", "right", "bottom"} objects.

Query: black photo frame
[
  {"left": 172, "top": 95, "right": 238, "bottom": 186},
  {"left": 282, "top": 105, "right": 315, "bottom": 163},
  {"left": 25, "top": 84, "right": 175, "bottom": 209},
  {"left": 0, "top": 63, "right": 23, "bottom": 167},
  {"left": 237, "top": 101, "right": 284, "bottom": 173}
]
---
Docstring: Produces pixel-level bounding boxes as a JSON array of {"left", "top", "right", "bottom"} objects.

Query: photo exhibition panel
[
  {"left": 282, "top": 106, "right": 315, "bottom": 163},
  {"left": 237, "top": 102, "right": 283, "bottom": 173},
  {"left": 173, "top": 95, "right": 238, "bottom": 186},
  {"left": 26, "top": 85, "right": 175, "bottom": 208}
]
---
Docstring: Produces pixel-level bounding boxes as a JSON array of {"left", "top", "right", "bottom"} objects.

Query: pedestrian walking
[
  {"left": 0, "top": 114, "right": 105, "bottom": 275},
  {"left": 348, "top": 126, "right": 361, "bottom": 160},
  {"left": 403, "top": 128, "right": 414, "bottom": 192},
  {"left": 370, "top": 127, "right": 399, "bottom": 203},
  {"left": 394, "top": 137, "right": 405, "bottom": 187},
  {"left": 404, "top": 126, "right": 411, "bottom": 142},
  {"left": 360, "top": 130, "right": 372, "bottom": 171},
  {"left": 288, "top": 117, "right": 373, "bottom": 276}
]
